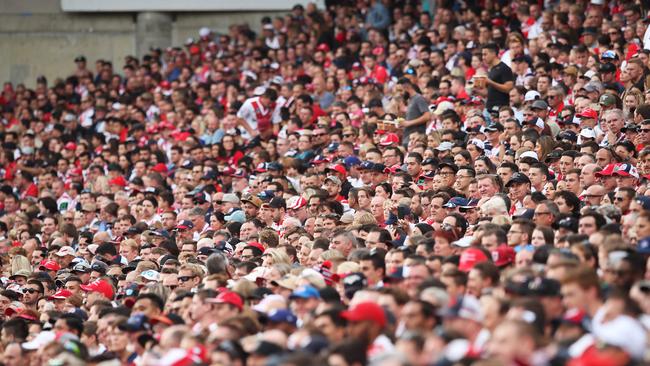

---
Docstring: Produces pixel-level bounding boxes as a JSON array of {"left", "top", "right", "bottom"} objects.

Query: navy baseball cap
[{"left": 267, "top": 309, "right": 297, "bottom": 325}]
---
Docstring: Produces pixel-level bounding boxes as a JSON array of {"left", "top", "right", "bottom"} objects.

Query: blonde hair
[
  {"left": 179, "top": 263, "right": 205, "bottom": 279},
  {"left": 336, "top": 261, "right": 360, "bottom": 275},
  {"left": 263, "top": 248, "right": 291, "bottom": 266},
  {"left": 352, "top": 211, "right": 377, "bottom": 227}
]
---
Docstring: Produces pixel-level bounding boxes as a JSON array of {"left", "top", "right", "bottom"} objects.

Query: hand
[{"left": 398, "top": 219, "right": 411, "bottom": 235}]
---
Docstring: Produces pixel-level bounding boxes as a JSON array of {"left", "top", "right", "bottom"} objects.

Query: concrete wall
[
  {"left": 0, "top": 13, "right": 136, "bottom": 87},
  {"left": 0, "top": 0, "right": 287, "bottom": 87}
]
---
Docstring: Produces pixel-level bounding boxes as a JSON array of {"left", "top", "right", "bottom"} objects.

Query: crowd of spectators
[{"left": 1, "top": 0, "right": 650, "bottom": 365}]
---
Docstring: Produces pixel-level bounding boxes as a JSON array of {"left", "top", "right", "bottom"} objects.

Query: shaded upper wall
[{"left": 0, "top": 0, "right": 319, "bottom": 87}]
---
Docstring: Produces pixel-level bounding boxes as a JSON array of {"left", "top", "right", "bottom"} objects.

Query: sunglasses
[
  {"left": 177, "top": 276, "right": 195, "bottom": 282},
  {"left": 23, "top": 288, "right": 39, "bottom": 294}
]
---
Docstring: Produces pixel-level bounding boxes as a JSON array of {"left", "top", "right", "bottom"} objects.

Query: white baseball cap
[{"left": 524, "top": 90, "right": 541, "bottom": 102}]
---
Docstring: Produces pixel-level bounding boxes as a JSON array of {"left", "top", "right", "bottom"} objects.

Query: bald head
[
  {"left": 584, "top": 184, "right": 606, "bottom": 206},
  {"left": 580, "top": 163, "right": 601, "bottom": 188}
]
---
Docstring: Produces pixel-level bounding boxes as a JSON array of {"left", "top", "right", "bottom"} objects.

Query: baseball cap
[
  {"left": 151, "top": 163, "right": 168, "bottom": 173},
  {"left": 289, "top": 285, "right": 321, "bottom": 300},
  {"left": 519, "top": 151, "right": 539, "bottom": 161},
  {"left": 270, "top": 275, "right": 299, "bottom": 291},
  {"left": 56, "top": 246, "right": 76, "bottom": 257},
  {"left": 80, "top": 279, "right": 114, "bottom": 300},
  {"left": 341, "top": 302, "right": 387, "bottom": 328},
  {"left": 119, "top": 313, "right": 152, "bottom": 332},
  {"left": 265, "top": 197, "right": 286, "bottom": 209},
  {"left": 205, "top": 291, "right": 243, "bottom": 311},
  {"left": 435, "top": 141, "right": 454, "bottom": 151},
  {"left": 491, "top": 246, "right": 515, "bottom": 267},
  {"left": 108, "top": 176, "right": 128, "bottom": 187},
  {"left": 379, "top": 133, "right": 400, "bottom": 146},
  {"left": 601, "top": 50, "right": 618, "bottom": 60},
  {"left": 140, "top": 270, "right": 161, "bottom": 282},
  {"left": 241, "top": 195, "right": 263, "bottom": 208},
  {"left": 582, "top": 82, "right": 601, "bottom": 93},
  {"left": 245, "top": 242, "right": 266, "bottom": 254},
  {"left": 613, "top": 163, "right": 639, "bottom": 179},
  {"left": 525, "top": 277, "right": 561, "bottom": 297},
  {"left": 267, "top": 309, "right": 297, "bottom": 326},
  {"left": 22, "top": 331, "right": 56, "bottom": 351},
  {"left": 443, "top": 197, "right": 469, "bottom": 208},
  {"left": 506, "top": 172, "right": 531, "bottom": 187},
  {"left": 580, "top": 128, "right": 597, "bottom": 139},
  {"left": 48, "top": 289, "right": 73, "bottom": 300},
  {"left": 287, "top": 196, "right": 307, "bottom": 210},
  {"left": 531, "top": 100, "right": 548, "bottom": 110},
  {"left": 599, "top": 93, "right": 616, "bottom": 107},
  {"left": 176, "top": 220, "right": 194, "bottom": 230},
  {"left": 595, "top": 163, "right": 616, "bottom": 177},
  {"left": 90, "top": 261, "right": 108, "bottom": 274},
  {"left": 222, "top": 193, "right": 240, "bottom": 204},
  {"left": 524, "top": 90, "right": 541, "bottom": 102},
  {"left": 458, "top": 248, "right": 490, "bottom": 272},
  {"left": 577, "top": 108, "right": 598, "bottom": 119},
  {"left": 311, "top": 155, "right": 331, "bottom": 165},
  {"left": 224, "top": 210, "right": 246, "bottom": 223},
  {"left": 324, "top": 176, "right": 342, "bottom": 186},
  {"left": 558, "top": 130, "right": 578, "bottom": 143},
  {"left": 452, "top": 236, "right": 474, "bottom": 248},
  {"left": 343, "top": 156, "right": 362, "bottom": 168},
  {"left": 39, "top": 260, "right": 61, "bottom": 272},
  {"left": 326, "top": 164, "right": 347, "bottom": 176},
  {"left": 599, "top": 62, "right": 616, "bottom": 73}
]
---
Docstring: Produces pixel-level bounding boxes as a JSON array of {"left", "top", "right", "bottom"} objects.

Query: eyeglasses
[
  {"left": 177, "top": 275, "right": 196, "bottom": 282},
  {"left": 212, "top": 200, "right": 223, "bottom": 205},
  {"left": 534, "top": 211, "right": 551, "bottom": 216},
  {"left": 585, "top": 194, "right": 603, "bottom": 198},
  {"left": 343, "top": 134, "right": 355, "bottom": 138},
  {"left": 641, "top": 129, "right": 650, "bottom": 133}
]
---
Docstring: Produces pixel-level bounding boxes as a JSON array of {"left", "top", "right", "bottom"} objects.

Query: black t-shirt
[{"left": 486, "top": 62, "right": 514, "bottom": 109}]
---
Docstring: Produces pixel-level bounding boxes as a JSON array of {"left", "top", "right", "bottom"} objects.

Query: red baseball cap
[
  {"left": 595, "top": 163, "right": 616, "bottom": 177},
  {"left": 205, "top": 291, "right": 243, "bottom": 311},
  {"left": 316, "top": 43, "right": 330, "bottom": 52},
  {"left": 379, "top": 133, "right": 400, "bottom": 146},
  {"left": 458, "top": 248, "right": 490, "bottom": 272},
  {"left": 80, "top": 279, "right": 114, "bottom": 300},
  {"left": 287, "top": 196, "right": 307, "bottom": 210},
  {"left": 109, "top": 176, "right": 127, "bottom": 187},
  {"left": 49, "top": 289, "right": 73, "bottom": 300},
  {"left": 39, "top": 260, "right": 61, "bottom": 272},
  {"left": 246, "top": 242, "right": 266, "bottom": 254},
  {"left": 490, "top": 246, "right": 515, "bottom": 267},
  {"left": 151, "top": 163, "right": 168, "bottom": 173},
  {"left": 326, "top": 164, "right": 347, "bottom": 176},
  {"left": 341, "top": 302, "right": 386, "bottom": 328},
  {"left": 576, "top": 108, "right": 598, "bottom": 119},
  {"left": 64, "top": 142, "right": 77, "bottom": 151}
]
